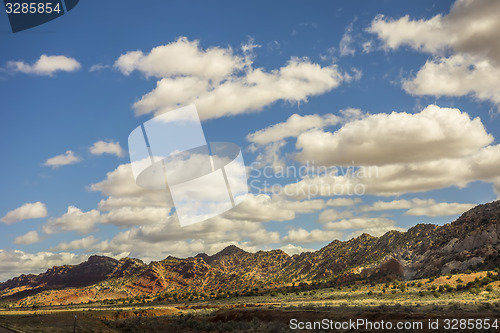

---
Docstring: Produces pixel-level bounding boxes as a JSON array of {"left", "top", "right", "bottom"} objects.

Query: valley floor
[{"left": 1, "top": 271, "right": 499, "bottom": 332}]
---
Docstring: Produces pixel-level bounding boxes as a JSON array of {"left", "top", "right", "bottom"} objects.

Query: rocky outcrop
[{"left": 0, "top": 200, "right": 499, "bottom": 305}]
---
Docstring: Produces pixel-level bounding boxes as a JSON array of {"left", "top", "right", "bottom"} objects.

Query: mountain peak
[
  {"left": 1, "top": 201, "right": 499, "bottom": 306},
  {"left": 218, "top": 244, "right": 247, "bottom": 256}
]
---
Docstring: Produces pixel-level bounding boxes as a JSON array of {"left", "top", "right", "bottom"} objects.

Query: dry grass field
[{"left": 0, "top": 271, "right": 499, "bottom": 332}]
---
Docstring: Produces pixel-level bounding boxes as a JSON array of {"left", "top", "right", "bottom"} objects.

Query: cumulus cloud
[
  {"left": 89, "top": 163, "right": 165, "bottom": 200},
  {"left": 347, "top": 226, "right": 406, "bottom": 239},
  {"left": 283, "top": 140, "right": 500, "bottom": 198},
  {"left": 44, "top": 150, "right": 81, "bottom": 168},
  {"left": 115, "top": 37, "right": 349, "bottom": 120},
  {"left": 7, "top": 55, "right": 81, "bottom": 76},
  {"left": 369, "top": 0, "right": 500, "bottom": 62},
  {"left": 368, "top": 0, "right": 500, "bottom": 109},
  {"left": 247, "top": 113, "right": 340, "bottom": 145},
  {"left": 50, "top": 236, "right": 98, "bottom": 251},
  {"left": 14, "top": 231, "right": 41, "bottom": 245},
  {"left": 361, "top": 198, "right": 475, "bottom": 216},
  {"left": 222, "top": 194, "right": 325, "bottom": 223},
  {"left": 1, "top": 202, "right": 47, "bottom": 224},
  {"left": 402, "top": 54, "right": 500, "bottom": 106},
  {"left": 114, "top": 37, "right": 245, "bottom": 79},
  {"left": 91, "top": 215, "right": 281, "bottom": 262},
  {"left": 317, "top": 209, "right": 353, "bottom": 223},
  {"left": 326, "top": 197, "right": 362, "bottom": 207},
  {"left": 361, "top": 199, "right": 412, "bottom": 212},
  {"left": 250, "top": 139, "right": 287, "bottom": 171},
  {"left": 325, "top": 217, "right": 396, "bottom": 231},
  {"left": 246, "top": 109, "right": 361, "bottom": 170},
  {"left": 64, "top": 162, "right": 328, "bottom": 260},
  {"left": 404, "top": 199, "right": 475, "bottom": 217},
  {"left": 89, "top": 140, "right": 125, "bottom": 157},
  {"left": 44, "top": 206, "right": 100, "bottom": 234},
  {"left": 282, "top": 228, "right": 342, "bottom": 244},
  {"left": 0, "top": 250, "right": 87, "bottom": 282},
  {"left": 100, "top": 206, "right": 170, "bottom": 227},
  {"left": 280, "top": 244, "right": 313, "bottom": 255},
  {"left": 295, "top": 105, "right": 493, "bottom": 166}
]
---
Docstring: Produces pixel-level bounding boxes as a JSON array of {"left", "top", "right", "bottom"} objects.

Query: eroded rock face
[
  {"left": 1, "top": 200, "right": 499, "bottom": 305},
  {"left": 383, "top": 201, "right": 500, "bottom": 279}
]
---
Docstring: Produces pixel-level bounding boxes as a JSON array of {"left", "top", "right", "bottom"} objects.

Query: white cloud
[
  {"left": 1, "top": 202, "right": 47, "bottom": 224},
  {"left": 361, "top": 199, "right": 412, "bottom": 212},
  {"left": 325, "top": 217, "right": 396, "bottom": 231},
  {"left": 89, "top": 163, "right": 160, "bottom": 198},
  {"left": 115, "top": 37, "right": 348, "bottom": 120},
  {"left": 222, "top": 194, "right": 325, "bottom": 223},
  {"left": 251, "top": 139, "right": 287, "bottom": 170},
  {"left": 404, "top": 199, "right": 475, "bottom": 217},
  {"left": 50, "top": 236, "right": 98, "bottom": 251},
  {"left": 282, "top": 228, "right": 342, "bottom": 244},
  {"left": 362, "top": 40, "right": 374, "bottom": 53},
  {"left": 44, "top": 206, "right": 100, "bottom": 234},
  {"left": 368, "top": 14, "right": 447, "bottom": 54},
  {"left": 368, "top": 0, "right": 500, "bottom": 62},
  {"left": 339, "top": 22, "right": 355, "bottom": 56},
  {"left": 89, "top": 63, "right": 110, "bottom": 72},
  {"left": 402, "top": 54, "right": 500, "bottom": 107},
  {"left": 14, "top": 231, "right": 41, "bottom": 245},
  {"left": 317, "top": 209, "right": 353, "bottom": 223},
  {"left": 326, "top": 197, "right": 362, "bottom": 207},
  {"left": 100, "top": 206, "right": 170, "bottom": 227},
  {"left": 347, "top": 226, "right": 406, "bottom": 239},
  {"left": 97, "top": 195, "right": 168, "bottom": 211},
  {"left": 0, "top": 250, "right": 87, "bottom": 282},
  {"left": 284, "top": 140, "right": 500, "bottom": 198},
  {"left": 114, "top": 37, "right": 245, "bottom": 79},
  {"left": 44, "top": 150, "right": 81, "bottom": 168},
  {"left": 247, "top": 113, "right": 340, "bottom": 145},
  {"left": 91, "top": 215, "right": 281, "bottom": 262},
  {"left": 295, "top": 105, "right": 493, "bottom": 166},
  {"left": 360, "top": 198, "right": 475, "bottom": 217},
  {"left": 7, "top": 55, "right": 81, "bottom": 76},
  {"left": 90, "top": 140, "right": 125, "bottom": 157},
  {"left": 280, "top": 244, "right": 313, "bottom": 255},
  {"left": 246, "top": 109, "right": 360, "bottom": 170},
  {"left": 368, "top": 0, "right": 500, "bottom": 109}
]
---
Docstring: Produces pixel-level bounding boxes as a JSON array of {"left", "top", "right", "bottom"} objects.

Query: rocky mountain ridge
[{"left": 1, "top": 200, "right": 499, "bottom": 305}]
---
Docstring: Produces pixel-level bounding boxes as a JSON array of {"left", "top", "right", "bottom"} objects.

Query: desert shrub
[{"left": 469, "top": 287, "right": 480, "bottom": 295}]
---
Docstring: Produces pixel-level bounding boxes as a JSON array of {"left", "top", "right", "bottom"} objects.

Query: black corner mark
[
  {"left": 64, "top": 0, "right": 78, "bottom": 11},
  {"left": 3, "top": 0, "right": 79, "bottom": 33}
]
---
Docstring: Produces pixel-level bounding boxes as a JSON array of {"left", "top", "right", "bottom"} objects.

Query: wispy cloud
[
  {"left": 7, "top": 55, "right": 81, "bottom": 76},
  {"left": 1, "top": 202, "right": 47, "bottom": 224},
  {"left": 44, "top": 150, "right": 81, "bottom": 169}
]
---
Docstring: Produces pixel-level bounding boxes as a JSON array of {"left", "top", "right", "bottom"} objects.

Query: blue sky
[{"left": 1, "top": 0, "right": 500, "bottom": 281}]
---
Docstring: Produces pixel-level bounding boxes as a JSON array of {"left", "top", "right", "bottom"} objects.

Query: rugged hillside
[{"left": 1, "top": 200, "right": 499, "bottom": 306}]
